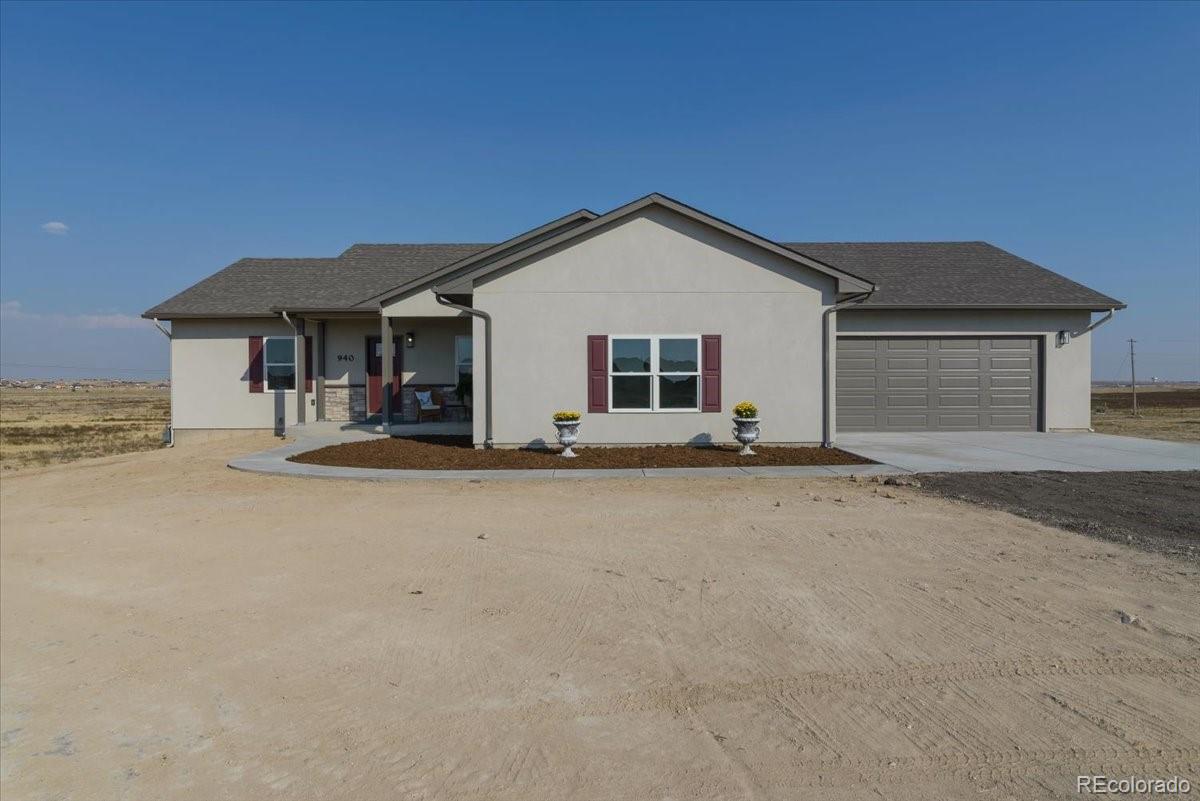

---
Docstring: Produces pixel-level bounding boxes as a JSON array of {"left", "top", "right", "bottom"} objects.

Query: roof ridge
[{"left": 785, "top": 240, "right": 990, "bottom": 245}]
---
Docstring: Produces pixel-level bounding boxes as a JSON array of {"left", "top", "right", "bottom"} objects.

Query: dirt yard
[
  {"left": 1091, "top": 386, "right": 1200, "bottom": 443},
  {"left": 0, "top": 385, "right": 169, "bottom": 471},
  {"left": 919, "top": 471, "right": 1200, "bottom": 560},
  {"left": 2, "top": 439, "right": 1198, "bottom": 800},
  {"left": 290, "top": 435, "right": 871, "bottom": 469}
]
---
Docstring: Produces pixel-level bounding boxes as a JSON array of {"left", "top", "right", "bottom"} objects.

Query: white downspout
[
  {"left": 433, "top": 290, "right": 493, "bottom": 448},
  {"left": 821, "top": 291, "right": 874, "bottom": 448},
  {"left": 1076, "top": 308, "right": 1117, "bottom": 432},
  {"left": 1077, "top": 307, "right": 1117, "bottom": 337},
  {"left": 152, "top": 318, "right": 174, "bottom": 447}
]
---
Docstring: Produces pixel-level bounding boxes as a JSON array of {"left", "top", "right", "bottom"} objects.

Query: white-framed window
[
  {"left": 609, "top": 335, "right": 700, "bottom": 412},
  {"left": 263, "top": 336, "right": 296, "bottom": 391},
  {"left": 455, "top": 335, "right": 473, "bottom": 378}
]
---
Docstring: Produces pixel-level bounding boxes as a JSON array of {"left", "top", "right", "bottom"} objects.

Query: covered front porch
[{"left": 283, "top": 305, "right": 475, "bottom": 436}]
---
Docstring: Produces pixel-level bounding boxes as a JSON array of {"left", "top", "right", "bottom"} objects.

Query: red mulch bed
[{"left": 288, "top": 436, "right": 873, "bottom": 470}]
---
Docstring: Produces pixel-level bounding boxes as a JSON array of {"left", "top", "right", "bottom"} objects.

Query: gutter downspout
[
  {"left": 152, "top": 319, "right": 174, "bottom": 447},
  {"left": 1077, "top": 308, "right": 1117, "bottom": 432},
  {"left": 822, "top": 291, "right": 874, "bottom": 448},
  {"left": 1078, "top": 308, "right": 1117, "bottom": 337},
  {"left": 279, "top": 311, "right": 302, "bottom": 432},
  {"left": 433, "top": 290, "right": 493, "bottom": 448}
]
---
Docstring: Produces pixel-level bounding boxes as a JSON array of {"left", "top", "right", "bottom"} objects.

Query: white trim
[
  {"left": 608, "top": 335, "right": 701, "bottom": 413},
  {"left": 263, "top": 335, "right": 297, "bottom": 392}
]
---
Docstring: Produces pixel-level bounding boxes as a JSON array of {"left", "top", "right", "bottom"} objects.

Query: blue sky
[{"left": 1, "top": 1, "right": 1197, "bottom": 381}]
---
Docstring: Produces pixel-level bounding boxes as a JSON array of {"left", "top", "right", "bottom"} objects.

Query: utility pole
[{"left": 1128, "top": 338, "right": 1138, "bottom": 417}]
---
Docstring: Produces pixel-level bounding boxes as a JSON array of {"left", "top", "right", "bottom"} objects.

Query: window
[
  {"left": 455, "top": 335, "right": 473, "bottom": 378},
  {"left": 609, "top": 336, "right": 699, "bottom": 411},
  {"left": 263, "top": 336, "right": 296, "bottom": 390}
]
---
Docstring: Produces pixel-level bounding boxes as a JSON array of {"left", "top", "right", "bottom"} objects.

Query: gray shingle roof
[
  {"left": 144, "top": 237, "right": 1122, "bottom": 318},
  {"left": 144, "top": 244, "right": 490, "bottom": 317},
  {"left": 785, "top": 241, "right": 1124, "bottom": 309}
]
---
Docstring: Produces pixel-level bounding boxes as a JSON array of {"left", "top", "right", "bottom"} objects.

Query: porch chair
[{"left": 415, "top": 387, "right": 443, "bottom": 423}]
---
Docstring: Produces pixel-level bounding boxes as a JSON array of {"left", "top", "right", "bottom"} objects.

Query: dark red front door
[{"left": 365, "top": 336, "right": 402, "bottom": 416}]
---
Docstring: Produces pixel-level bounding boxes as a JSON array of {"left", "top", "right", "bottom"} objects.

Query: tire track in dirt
[
  {"left": 401, "top": 655, "right": 1199, "bottom": 730},
  {"left": 617, "top": 521, "right": 765, "bottom": 801}
]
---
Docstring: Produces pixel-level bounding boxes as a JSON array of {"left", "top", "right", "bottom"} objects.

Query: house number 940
[{"left": 337, "top": 354, "right": 355, "bottom": 362}]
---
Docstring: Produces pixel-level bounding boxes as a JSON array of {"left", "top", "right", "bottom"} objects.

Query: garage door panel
[
  {"left": 990, "top": 413, "right": 1035, "bottom": 428},
  {"left": 887, "top": 339, "right": 930, "bottom": 351},
  {"left": 938, "top": 414, "right": 983, "bottom": 428},
  {"left": 885, "top": 414, "right": 933, "bottom": 428},
  {"left": 837, "top": 393, "right": 877, "bottom": 409},
  {"left": 839, "top": 357, "right": 877, "bottom": 371},
  {"left": 886, "top": 394, "right": 929, "bottom": 408},
  {"left": 887, "top": 357, "right": 928, "bottom": 370},
  {"left": 990, "top": 393, "right": 1033, "bottom": 408},
  {"left": 937, "top": 394, "right": 980, "bottom": 408},
  {"left": 990, "top": 338, "right": 1033, "bottom": 351},
  {"left": 837, "top": 336, "right": 1039, "bottom": 431},
  {"left": 991, "top": 357, "right": 1032, "bottom": 370}
]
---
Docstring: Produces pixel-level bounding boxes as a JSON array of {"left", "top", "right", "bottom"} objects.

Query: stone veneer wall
[{"left": 324, "top": 385, "right": 367, "bottom": 422}]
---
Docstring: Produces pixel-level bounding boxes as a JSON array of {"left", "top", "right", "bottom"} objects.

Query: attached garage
[{"left": 836, "top": 336, "right": 1040, "bottom": 432}]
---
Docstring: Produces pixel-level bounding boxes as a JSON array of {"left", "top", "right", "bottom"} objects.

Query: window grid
[
  {"left": 263, "top": 336, "right": 296, "bottom": 392},
  {"left": 608, "top": 335, "right": 700, "bottom": 412}
]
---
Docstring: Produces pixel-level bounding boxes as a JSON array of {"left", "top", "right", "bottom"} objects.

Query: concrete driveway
[{"left": 837, "top": 430, "right": 1200, "bottom": 473}]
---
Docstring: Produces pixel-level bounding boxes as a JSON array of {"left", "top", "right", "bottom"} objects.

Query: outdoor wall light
[
  {"left": 405, "top": 331, "right": 416, "bottom": 348},
  {"left": 1056, "top": 330, "right": 1071, "bottom": 347}
]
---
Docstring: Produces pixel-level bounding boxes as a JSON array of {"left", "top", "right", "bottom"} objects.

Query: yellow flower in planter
[
  {"left": 553, "top": 410, "right": 582, "bottom": 422},
  {"left": 733, "top": 401, "right": 758, "bottom": 419}
]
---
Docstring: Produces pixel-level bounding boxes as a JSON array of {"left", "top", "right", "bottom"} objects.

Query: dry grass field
[
  {"left": 0, "top": 385, "right": 169, "bottom": 471},
  {"left": 1091, "top": 386, "right": 1200, "bottom": 443}
]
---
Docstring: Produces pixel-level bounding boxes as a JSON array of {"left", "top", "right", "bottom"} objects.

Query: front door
[{"left": 365, "top": 336, "right": 403, "bottom": 416}]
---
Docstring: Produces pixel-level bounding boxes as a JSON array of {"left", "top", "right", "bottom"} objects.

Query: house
[{"left": 143, "top": 193, "right": 1123, "bottom": 447}]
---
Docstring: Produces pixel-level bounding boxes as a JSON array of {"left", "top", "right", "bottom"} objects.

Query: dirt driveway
[{"left": 2, "top": 437, "right": 1198, "bottom": 800}]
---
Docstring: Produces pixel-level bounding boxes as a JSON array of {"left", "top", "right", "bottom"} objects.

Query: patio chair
[{"left": 415, "top": 387, "right": 443, "bottom": 423}]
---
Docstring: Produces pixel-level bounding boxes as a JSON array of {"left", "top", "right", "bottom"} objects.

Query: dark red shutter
[
  {"left": 701, "top": 334, "right": 721, "bottom": 412},
  {"left": 249, "top": 336, "right": 264, "bottom": 393},
  {"left": 587, "top": 335, "right": 607, "bottom": 413},
  {"left": 304, "top": 335, "right": 314, "bottom": 392}
]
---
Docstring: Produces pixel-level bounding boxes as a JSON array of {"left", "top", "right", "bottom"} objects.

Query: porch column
[
  {"left": 314, "top": 320, "right": 326, "bottom": 421},
  {"left": 380, "top": 315, "right": 395, "bottom": 430},
  {"left": 295, "top": 317, "right": 307, "bottom": 424}
]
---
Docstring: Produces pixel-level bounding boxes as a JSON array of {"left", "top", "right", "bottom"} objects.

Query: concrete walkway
[
  {"left": 227, "top": 425, "right": 1198, "bottom": 481},
  {"left": 837, "top": 431, "right": 1200, "bottom": 473}
]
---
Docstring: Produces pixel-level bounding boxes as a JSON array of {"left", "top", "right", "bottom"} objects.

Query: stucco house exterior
[{"left": 144, "top": 194, "right": 1124, "bottom": 447}]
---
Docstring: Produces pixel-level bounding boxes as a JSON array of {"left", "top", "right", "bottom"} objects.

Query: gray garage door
[{"left": 836, "top": 337, "right": 1040, "bottom": 431}]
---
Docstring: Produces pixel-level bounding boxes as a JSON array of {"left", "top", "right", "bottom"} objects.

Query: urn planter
[
  {"left": 731, "top": 417, "right": 761, "bottom": 456},
  {"left": 554, "top": 419, "right": 582, "bottom": 457}
]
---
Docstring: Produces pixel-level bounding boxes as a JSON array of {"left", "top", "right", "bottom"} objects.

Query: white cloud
[
  {"left": 41, "top": 221, "right": 69, "bottom": 236},
  {"left": 0, "top": 300, "right": 151, "bottom": 330}
]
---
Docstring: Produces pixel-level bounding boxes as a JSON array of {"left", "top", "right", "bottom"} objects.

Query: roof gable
[
  {"left": 366, "top": 209, "right": 598, "bottom": 308},
  {"left": 434, "top": 194, "right": 875, "bottom": 294}
]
